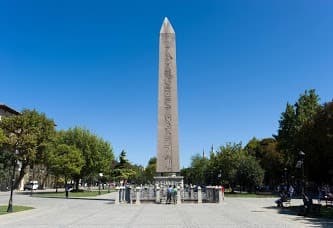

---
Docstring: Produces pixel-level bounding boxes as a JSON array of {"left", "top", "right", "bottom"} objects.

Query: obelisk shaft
[{"left": 157, "top": 18, "right": 180, "bottom": 173}]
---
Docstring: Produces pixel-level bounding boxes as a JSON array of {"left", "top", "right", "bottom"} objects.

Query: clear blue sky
[{"left": 1, "top": 0, "right": 332, "bottom": 167}]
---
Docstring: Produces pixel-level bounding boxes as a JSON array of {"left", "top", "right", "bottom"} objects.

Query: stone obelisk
[{"left": 156, "top": 17, "right": 180, "bottom": 175}]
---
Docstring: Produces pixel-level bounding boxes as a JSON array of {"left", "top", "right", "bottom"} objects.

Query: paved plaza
[{"left": 0, "top": 191, "right": 332, "bottom": 228}]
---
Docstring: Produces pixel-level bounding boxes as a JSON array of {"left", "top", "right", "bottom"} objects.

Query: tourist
[
  {"left": 172, "top": 185, "right": 177, "bottom": 204},
  {"left": 288, "top": 185, "right": 294, "bottom": 198},
  {"left": 275, "top": 191, "right": 287, "bottom": 207},
  {"left": 167, "top": 185, "right": 172, "bottom": 204}
]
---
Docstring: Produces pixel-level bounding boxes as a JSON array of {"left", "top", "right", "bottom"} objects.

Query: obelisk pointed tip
[{"left": 160, "top": 17, "right": 175, "bottom": 34}]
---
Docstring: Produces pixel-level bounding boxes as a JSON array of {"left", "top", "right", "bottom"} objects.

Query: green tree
[
  {"left": 0, "top": 109, "right": 56, "bottom": 188},
  {"left": 235, "top": 155, "right": 264, "bottom": 192},
  {"left": 118, "top": 150, "right": 130, "bottom": 169},
  {"left": 213, "top": 143, "right": 243, "bottom": 187},
  {"left": 112, "top": 150, "right": 136, "bottom": 183},
  {"left": 130, "top": 164, "right": 145, "bottom": 184},
  {"left": 276, "top": 90, "right": 321, "bottom": 169},
  {"left": 245, "top": 138, "right": 284, "bottom": 187},
  {"left": 56, "top": 127, "right": 114, "bottom": 189},
  {"left": 0, "top": 129, "right": 7, "bottom": 146},
  {"left": 46, "top": 144, "right": 84, "bottom": 189},
  {"left": 144, "top": 157, "right": 156, "bottom": 184},
  {"left": 276, "top": 103, "right": 297, "bottom": 167},
  {"left": 275, "top": 89, "right": 322, "bottom": 188},
  {"left": 300, "top": 101, "right": 333, "bottom": 184},
  {"left": 188, "top": 154, "right": 209, "bottom": 185},
  {"left": 244, "top": 137, "right": 260, "bottom": 157},
  {"left": 204, "top": 142, "right": 264, "bottom": 192}
]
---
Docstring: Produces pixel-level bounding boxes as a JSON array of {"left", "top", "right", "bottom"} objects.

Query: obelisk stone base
[{"left": 154, "top": 174, "right": 183, "bottom": 203}]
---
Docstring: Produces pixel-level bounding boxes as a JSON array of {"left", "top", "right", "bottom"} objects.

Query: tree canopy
[{"left": 0, "top": 109, "right": 56, "bottom": 188}]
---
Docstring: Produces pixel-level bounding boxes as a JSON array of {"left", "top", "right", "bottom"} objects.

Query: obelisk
[{"left": 156, "top": 17, "right": 180, "bottom": 174}]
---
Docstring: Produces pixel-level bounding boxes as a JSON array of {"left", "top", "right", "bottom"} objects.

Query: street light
[
  {"left": 218, "top": 170, "right": 222, "bottom": 185},
  {"left": 284, "top": 168, "right": 288, "bottom": 185},
  {"left": 299, "top": 151, "right": 305, "bottom": 194},
  {"left": 98, "top": 173, "right": 103, "bottom": 195}
]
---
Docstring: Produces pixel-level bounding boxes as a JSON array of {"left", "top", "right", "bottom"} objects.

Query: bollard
[
  {"left": 120, "top": 186, "right": 125, "bottom": 203},
  {"left": 155, "top": 186, "right": 160, "bottom": 203},
  {"left": 197, "top": 186, "right": 202, "bottom": 204},
  {"left": 135, "top": 187, "right": 141, "bottom": 205},
  {"left": 115, "top": 187, "right": 120, "bottom": 205},
  {"left": 190, "top": 187, "right": 194, "bottom": 200},
  {"left": 177, "top": 186, "right": 181, "bottom": 205},
  {"left": 218, "top": 186, "right": 223, "bottom": 204}
]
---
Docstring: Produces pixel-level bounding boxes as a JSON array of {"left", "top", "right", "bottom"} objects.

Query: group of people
[{"left": 166, "top": 185, "right": 178, "bottom": 204}]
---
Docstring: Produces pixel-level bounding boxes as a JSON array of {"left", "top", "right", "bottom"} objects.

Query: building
[{"left": 0, "top": 104, "right": 20, "bottom": 120}]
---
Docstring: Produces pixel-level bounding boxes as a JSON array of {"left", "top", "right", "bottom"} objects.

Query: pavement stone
[{"left": 0, "top": 191, "right": 332, "bottom": 228}]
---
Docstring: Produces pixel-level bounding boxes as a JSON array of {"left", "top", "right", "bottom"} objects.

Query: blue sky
[{"left": 1, "top": 0, "right": 332, "bottom": 167}]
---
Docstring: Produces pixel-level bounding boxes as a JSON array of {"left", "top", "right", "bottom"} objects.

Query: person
[
  {"left": 302, "top": 192, "right": 312, "bottom": 215},
  {"left": 65, "top": 184, "right": 69, "bottom": 199},
  {"left": 172, "top": 185, "right": 177, "bottom": 204},
  {"left": 275, "top": 191, "right": 287, "bottom": 207},
  {"left": 166, "top": 185, "right": 172, "bottom": 204},
  {"left": 288, "top": 185, "right": 294, "bottom": 198}
]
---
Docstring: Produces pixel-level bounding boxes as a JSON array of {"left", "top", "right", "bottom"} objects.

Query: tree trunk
[
  {"left": 75, "top": 178, "right": 80, "bottom": 191},
  {"left": 41, "top": 173, "right": 49, "bottom": 189},
  {"left": 14, "top": 161, "right": 28, "bottom": 189}
]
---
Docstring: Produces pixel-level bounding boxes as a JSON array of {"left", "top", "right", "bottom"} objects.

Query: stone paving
[{"left": 0, "top": 191, "right": 332, "bottom": 228}]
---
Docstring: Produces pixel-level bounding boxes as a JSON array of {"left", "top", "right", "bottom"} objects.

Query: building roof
[{"left": 0, "top": 104, "right": 20, "bottom": 115}]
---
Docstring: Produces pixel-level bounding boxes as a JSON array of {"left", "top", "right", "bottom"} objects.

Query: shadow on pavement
[{"left": 264, "top": 206, "right": 333, "bottom": 228}]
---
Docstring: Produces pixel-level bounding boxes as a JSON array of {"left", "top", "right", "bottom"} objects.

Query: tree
[
  {"left": 275, "top": 103, "right": 297, "bottom": 167},
  {"left": 275, "top": 89, "right": 323, "bottom": 188},
  {"left": 56, "top": 127, "right": 114, "bottom": 189},
  {"left": 144, "top": 157, "right": 156, "bottom": 184},
  {"left": 118, "top": 150, "right": 130, "bottom": 169},
  {"left": 46, "top": 144, "right": 84, "bottom": 190},
  {"left": 130, "top": 164, "right": 145, "bottom": 184},
  {"left": 0, "top": 130, "right": 11, "bottom": 190},
  {"left": 300, "top": 101, "right": 333, "bottom": 184},
  {"left": 244, "top": 137, "right": 260, "bottom": 157},
  {"left": 245, "top": 138, "right": 284, "bottom": 187},
  {"left": 0, "top": 129, "right": 7, "bottom": 146},
  {"left": 112, "top": 150, "right": 136, "bottom": 183},
  {"left": 212, "top": 143, "right": 243, "bottom": 187},
  {"left": 235, "top": 155, "right": 264, "bottom": 192},
  {"left": 202, "top": 142, "right": 264, "bottom": 192},
  {"left": 0, "top": 109, "right": 56, "bottom": 188},
  {"left": 188, "top": 154, "right": 209, "bottom": 185}
]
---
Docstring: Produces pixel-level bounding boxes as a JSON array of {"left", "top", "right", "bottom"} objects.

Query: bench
[
  {"left": 282, "top": 198, "right": 291, "bottom": 207},
  {"left": 323, "top": 196, "right": 333, "bottom": 207}
]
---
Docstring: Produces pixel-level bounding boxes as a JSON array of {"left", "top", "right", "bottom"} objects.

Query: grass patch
[
  {"left": 225, "top": 192, "right": 277, "bottom": 198},
  {"left": 32, "top": 190, "right": 111, "bottom": 198},
  {"left": 0, "top": 205, "right": 34, "bottom": 215}
]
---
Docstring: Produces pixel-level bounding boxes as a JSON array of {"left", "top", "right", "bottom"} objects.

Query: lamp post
[
  {"left": 98, "top": 173, "right": 103, "bottom": 195},
  {"left": 284, "top": 168, "right": 288, "bottom": 185},
  {"left": 299, "top": 151, "right": 305, "bottom": 194},
  {"left": 218, "top": 170, "right": 222, "bottom": 185}
]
